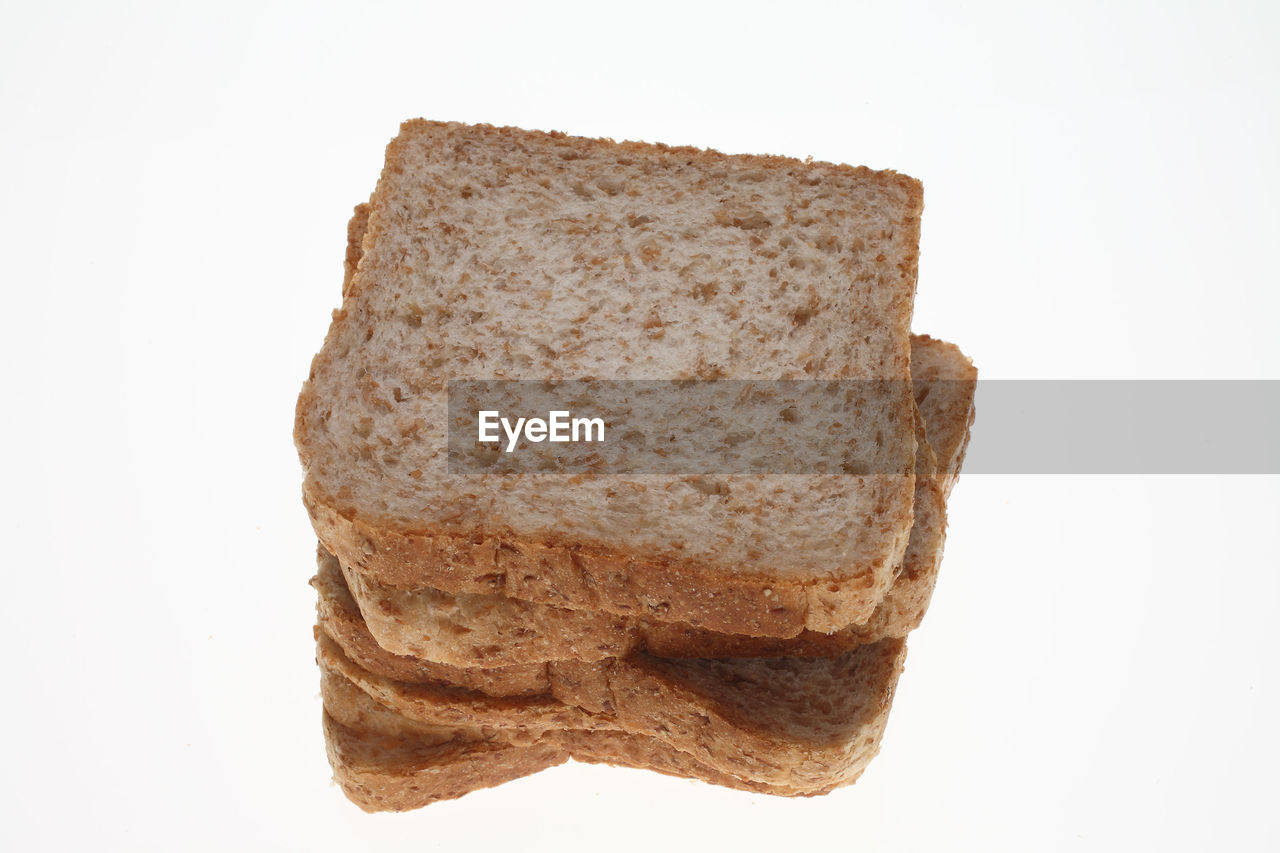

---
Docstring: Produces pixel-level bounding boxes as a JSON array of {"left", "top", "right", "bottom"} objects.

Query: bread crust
[
  {"left": 313, "top": 568, "right": 552, "bottom": 697},
  {"left": 305, "top": 490, "right": 912, "bottom": 636}
]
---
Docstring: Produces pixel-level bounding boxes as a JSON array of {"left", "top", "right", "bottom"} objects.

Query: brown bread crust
[{"left": 313, "top": 565, "right": 551, "bottom": 697}]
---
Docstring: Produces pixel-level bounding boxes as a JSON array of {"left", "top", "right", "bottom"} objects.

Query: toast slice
[
  {"left": 321, "top": 661, "right": 862, "bottom": 811},
  {"left": 324, "top": 709, "right": 806, "bottom": 811},
  {"left": 316, "top": 620, "right": 905, "bottom": 796},
  {"left": 327, "top": 335, "right": 975, "bottom": 666},
  {"left": 296, "top": 122, "right": 926, "bottom": 635},
  {"left": 321, "top": 662, "right": 871, "bottom": 811}
]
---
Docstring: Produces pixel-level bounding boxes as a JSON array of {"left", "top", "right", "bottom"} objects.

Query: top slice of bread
[{"left": 296, "top": 121, "right": 925, "bottom": 634}]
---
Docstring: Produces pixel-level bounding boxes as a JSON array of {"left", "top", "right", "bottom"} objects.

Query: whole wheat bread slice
[
  {"left": 296, "top": 121, "right": 926, "bottom": 635},
  {"left": 321, "top": 664, "right": 862, "bottom": 811},
  {"left": 316, "top": 622, "right": 905, "bottom": 794},
  {"left": 331, "top": 335, "right": 976, "bottom": 666}
]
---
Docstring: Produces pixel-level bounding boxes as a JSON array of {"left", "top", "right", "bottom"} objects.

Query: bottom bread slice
[
  {"left": 322, "top": 667, "right": 568, "bottom": 810},
  {"left": 317, "top": 622, "right": 906, "bottom": 803},
  {"left": 322, "top": 658, "right": 878, "bottom": 811}
]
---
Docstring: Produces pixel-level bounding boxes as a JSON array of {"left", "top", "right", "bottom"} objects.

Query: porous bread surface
[
  {"left": 337, "top": 552, "right": 635, "bottom": 664},
  {"left": 322, "top": 669, "right": 567, "bottom": 810},
  {"left": 907, "top": 334, "right": 978, "bottom": 498},
  {"left": 341, "top": 201, "right": 371, "bottom": 298},
  {"left": 321, "top": 668, "right": 838, "bottom": 811},
  {"left": 330, "top": 335, "right": 976, "bottom": 664},
  {"left": 672, "top": 335, "right": 977, "bottom": 653},
  {"left": 313, "top": 560, "right": 551, "bottom": 697},
  {"left": 296, "top": 122, "right": 925, "bottom": 633},
  {"left": 562, "top": 730, "right": 845, "bottom": 797},
  {"left": 323, "top": 657, "right": 482, "bottom": 743},
  {"left": 316, "top": 626, "right": 904, "bottom": 790},
  {"left": 322, "top": 678, "right": 854, "bottom": 811}
]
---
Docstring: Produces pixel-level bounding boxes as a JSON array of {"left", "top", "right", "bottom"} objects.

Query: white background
[{"left": 2, "top": 1, "right": 1278, "bottom": 850}]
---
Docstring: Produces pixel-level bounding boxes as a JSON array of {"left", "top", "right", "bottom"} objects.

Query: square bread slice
[
  {"left": 296, "top": 126, "right": 925, "bottom": 634},
  {"left": 323, "top": 334, "right": 976, "bottom": 667}
]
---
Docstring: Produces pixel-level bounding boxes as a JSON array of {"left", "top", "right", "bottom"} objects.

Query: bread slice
[
  {"left": 316, "top": 618, "right": 905, "bottom": 796},
  {"left": 296, "top": 121, "right": 926, "bottom": 635},
  {"left": 331, "top": 334, "right": 975, "bottom": 666},
  {"left": 321, "top": 663, "right": 868, "bottom": 812},
  {"left": 321, "top": 662, "right": 852, "bottom": 812}
]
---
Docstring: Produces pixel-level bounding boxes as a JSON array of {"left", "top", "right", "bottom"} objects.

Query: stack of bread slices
[{"left": 295, "top": 121, "right": 977, "bottom": 811}]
